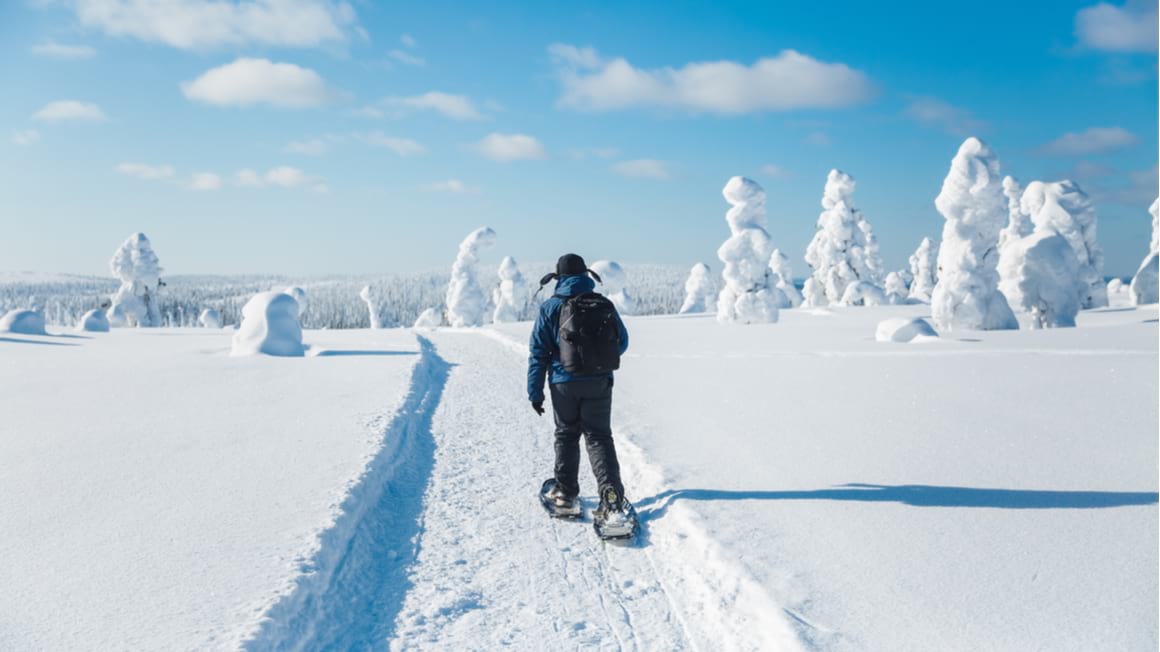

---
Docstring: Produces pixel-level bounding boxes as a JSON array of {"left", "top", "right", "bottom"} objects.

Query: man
[{"left": 528, "top": 253, "right": 630, "bottom": 523}]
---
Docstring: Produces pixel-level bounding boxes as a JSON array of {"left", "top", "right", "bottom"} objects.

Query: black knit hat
[{"left": 556, "top": 253, "right": 588, "bottom": 277}]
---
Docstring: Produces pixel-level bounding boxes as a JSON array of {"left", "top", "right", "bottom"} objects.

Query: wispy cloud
[
  {"left": 235, "top": 166, "right": 327, "bottom": 192},
  {"left": 548, "top": 43, "right": 873, "bottom": 114},
  {"left": 400, "top": 33, "right": 417, "bottom": 48},
  {"left": 11, "top": 129, "right": 40, "bottom": 146},
  {"left": 566, "top": 146, "right": 620, "bottom": 160},
  {"left": 387, "top": 50, "right": 425, "bottom": 66},
  {"left": 1075, "top": 0, "right": 1158, "bottom": 53},
  {"left": 381, "top": 91, "right": 483, "bottom": 120},
  {"left": 358, "top": 132, "right": 425, "bottom": 156},
  {"left": 611, "top": 159, "right": 670, "bottom": 180},
  {"left": 1042, "top": 126, "right": 1137, "bottom": 155},
  {"left": 31, "top": 41, "right": 96, "bottom": 59},
  {"left": 182, "top": 58, "right": 338, "bottom": 108},
  {"left": 32, "top": 100, "right": 106, "bottom": 122},
  {"left": 474, "top": 132, "right": 546, "bottom": 162},
  {"left": 116, "top": 162, "right": 175, "bottom": 180},
  {"left": 422, "top": 179, "right": 475, "bottom": 194},
  {"left": 283, "top": 138, "right": 329, "bottom": 156},
  {"left": 904, "top": 97, "right": 986, "bottom": 135},
  {"left": 189, "top": 172, "right": 223, "bottom": 191},
  {"left": 66, "top": 0, "right": 358, "bottom": 50}
]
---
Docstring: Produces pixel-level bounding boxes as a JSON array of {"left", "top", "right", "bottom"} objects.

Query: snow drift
[
  {"left": 875, "top": 317, "right": 938, "bottom": 342},
  {"left": 930, "top": 137, "right": 1018, "bottom": 331},
  {"left": 1, "top": 309, "right": 47, "bottom": 335},
  {"left": 716, "top": 176, "right": 779, "bottom": 324},
  {"left": 77, "top": 308, "right": 110, "bottom": 332},
  {"left": 445, "top": 227, "right": 497, "bottom": 328},
  {"left": 231, "top": 292, "right": 304, "bottom": 357}
]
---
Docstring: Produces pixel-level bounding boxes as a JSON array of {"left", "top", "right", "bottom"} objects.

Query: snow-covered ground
[{"left": 2, "top": 302, "right": 1156, "bottom": 650}]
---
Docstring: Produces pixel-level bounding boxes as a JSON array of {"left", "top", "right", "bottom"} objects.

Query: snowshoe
[
  {"left": 593, "top": 486, "right": 638, "bottom": 541},
  {"left": 539, "top": 478, "right": 581, "bottom": 519}
]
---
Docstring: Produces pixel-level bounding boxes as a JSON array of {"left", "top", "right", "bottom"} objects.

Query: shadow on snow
[
  {"left": 311, "top": 349, "right": 419, "bottom": 358},
  {"left": 246, "top": 335, "right": 451, "bottom": 651}
]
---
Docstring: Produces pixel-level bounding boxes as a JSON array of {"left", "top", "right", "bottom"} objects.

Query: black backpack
[{"left": 557, "top": 292, "right": 622, "bottom": 375}]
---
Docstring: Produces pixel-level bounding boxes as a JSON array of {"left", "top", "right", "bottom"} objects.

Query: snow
[
  {"left": 716, "top": 176, "right": 779, "bottom": 324},
  {"left": 413, "top": 307, "right": 442, "bottom": 328},
  {"left": 445, "top": 226, "right": 497, "bottom": 327},
  {"left": 998, "top": 230, "right": 1082, "bottom": 329},
  {"left": 77, "top": 308, "right": 110, "bottom": 332},
  {"left": 199, "top": 307, "right": 222, "bottom": 329},
  {"left": 769, "top": 249, "right": 803, "bottom": 307},
  {"left": 491, "top": 255, "right": 528, "bottom": 323},
  {"left": 3, "top": 299, "right": 1155, "bottom": 651},
  {"left": 1, "top": 308, "right": 47, "bottom": 335},
  {"left": 1131, "top": 197, "right": 1159, "bottom": 305},
  {"left": 231, "top": 291, "right": 304, "bottom": 357},
  {"left": 1020, "top": 180, "right": 1107, "bottom": 309},
  {"left": 359, "top": 285, "right": 383, "bottom": 329},
  {"left": 907, "top": 236, "right": 938, "bottom": 302},
  {"left": 109, "top": 232, "right": 163, "bottom": 327},
  {"left": 805, "top": 169, "right": 884, "bottom": 303},
  {"left": 875, "top": 316, "right": 938, "bottom": 342},
  {"left": 930, "top": 137, "right": 1019, "bottom": 331},
  {"left": 590, "top": 260, "right": 636, "bottom": 314},
  {"left": 284, "top": 286, "right": 308, "bottom": 316},
  {"left": 678, "top": 262, "right": 714, "bottom": 314},
  {"left": 883, "top": 271, "right": 908, "bottom": 304}
]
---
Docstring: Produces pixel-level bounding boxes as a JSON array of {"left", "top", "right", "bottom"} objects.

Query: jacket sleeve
[
  {"left": 527, "top": 304, "right": 554, "bottom": 402},
  {"left": 616, "top": 312, "right": 629, "bottom": 355}
]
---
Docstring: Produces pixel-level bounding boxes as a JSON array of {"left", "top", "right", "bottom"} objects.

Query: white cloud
[
  {"left": 611, "top": 158, "right": 670, "bottom": 180},
  {"left": 32, "top": 100, "right": 106, "bottom": 122},
  {"left": 382, "top": 91, "right": 483, "bottom": 120},
  {"left": 11, "top": 129, "right": 40, "bottom": 146},
  {"left": 283, "top": 138, "right": 328, "bottom": 155},
  {"left": 1075, "top": 0, "right": 1159, "bottom": 53},
  {"left": 474, "top": 133, "right": 546, "bottom": 162},
  {"left": 31, "top": 41, "right": 97, "bottom": 59},
  {"left": 234, "top": 166, "right": 327, "bottom": 191},
  {"left": 387, "top": 49, "right": 425, "bottom": 66},
  {"left": 1043, "top": 126, "right": 1138, "bottom": 155},
  {"left": 422, "top": 179, "right": 473, "bottom": 194},
  {"left": 549, "top": 44, "right": 873, "bottom": 114},
  {"left": 189, "top": 172, "right": 223, "bottom": 191},
  {"left": 235, "top": 168, "right": 262, "bottom": 187},
  {"left": 400, "top": 33, "right": 417, "bottom": 48},
  {"left": 566, "top": 146, "right": 620, "bottom": 160},
  {"left": 116, "top": 162, "right": 175, "bottom": 180},
  {"left": 904, "top": 97, "right": 986, "bottom": 135},
  {"left": 347, "top": 106, "right": 385, "bottom": 119},
  {"left": 181, "top": 58, "right": 336, "bottom": 108},
  {"left": 68, "top": 0, "right": 357, "bottom": 50},
  {"left": 760, "top": 163, "right": 791, "bottom": 178},
  {"left": 359, "top": 132, "right": 425, "bottom": 156}
]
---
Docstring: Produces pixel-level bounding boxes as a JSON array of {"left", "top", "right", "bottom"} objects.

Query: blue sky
[{"left": 1, "top": 0, "right": 1156, "bottom": 277}]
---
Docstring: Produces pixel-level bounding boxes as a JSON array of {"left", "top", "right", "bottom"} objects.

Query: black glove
[{"left": 531, "top": 400, "right": 545, "bottom": 416}]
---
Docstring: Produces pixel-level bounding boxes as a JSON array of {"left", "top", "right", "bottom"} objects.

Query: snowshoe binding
[
  {"left": 539, "top": 478, "right": 581, "bottom": 519},
  {"left": 593, "top": 486, "right": 638, "bottom": 541}
]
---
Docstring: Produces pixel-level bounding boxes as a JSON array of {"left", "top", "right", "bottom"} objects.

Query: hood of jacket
[{"left": 554, "top": 274, "right": 596, "bottom": 297}]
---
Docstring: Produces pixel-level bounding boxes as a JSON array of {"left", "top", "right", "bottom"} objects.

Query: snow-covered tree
[
  {"left": 1019, "top": 180, "right": 1107, "bottom": 309},
  {"left": 590, "top": 260, "right": 636, "bottom": 315},
  {"left": 997, "top": 231, "right": 1081, "bottom": 328},
  {"left": 445, "top": 226, "right": 497, "bottom": 327},
  {"left": 679, "top": 262, "right": 715, "bottom": 314},
  {"left": 198, "top": 308, "right": 222, "bottom": 329},
  {"left": 359, "top": 285, "right": 382, "bottom": 329},
  {"left": 492, "top": 256, "right": 528, "bottom": 323},
  {"left": 1130, "top": 198, "right": 1158, "bottom": 305},
  {"left": 414, "top": 307, "right": 443, "bottom": 328},
  {"left": 77, "top": 308, "right": 111, "bottom": 332},
  {"left": 284, "top": 286, "right": 307, "bottom": 318},
  {"left": 884, "top": 271, "right": 909, "bottom": 304},
  {"left": 802, "top": 277, "right": 827, "bottom": 307},
  {"left": 930, "top": 137, "right": 1018, "bottom": 331},
  {"left": 108, "top": 232, "right": 163, "bottom": 327},
  {"left": 907, "top": 237, "right": 938, "bottom": 302},
  {"left": 840, "top": 281, "right": 887, "bottom": 306},
  {"left": 716, "top": 176, "right": 779, "bottom": 324},
  {"left": 804, "top": 169, "right": 883, "bottom": 303},
  {"left": 998, "top": 176, "right": 1032, "bottom": 255},
  {"left": 768, "top": 249, "right": 802, "bottom": 307},
  {"left": 231, "top": 292, "right": 304, "bottom": 357}
]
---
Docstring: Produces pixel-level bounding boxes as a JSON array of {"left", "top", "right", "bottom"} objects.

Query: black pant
[{"left": 550, "top": 377, "right": 623, "bottom": 498}]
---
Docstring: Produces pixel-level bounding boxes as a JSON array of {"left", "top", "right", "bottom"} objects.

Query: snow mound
[
  {"left": 77, "top": 309, "right": 110, "bottom": 332},
  {"left": 199, "top": 308, "right": 222, "bottom": 329},
  {"left": 1, "top": 309, "right": 47, "bottom": 335},
  {"left": 717, "top": 176, "right": 779, "bottom": 324},
  {"left": 875, "top": 317, "right": 938, "bottom": 343},
  {"left": 840, "top": 280, "right": 887, "bottom": 306},
  {"left": 231, "top": 292, "right": 304, "bottom": 357},
  {"left": 591, "top": 260, "right": 636, "bottom": 314},
  {"left": 445, "top": 227, "right": 497, "bottom": 328}
]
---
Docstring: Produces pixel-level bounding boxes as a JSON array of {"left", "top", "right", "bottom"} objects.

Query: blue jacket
[{"left": 527, "top": 275, "right": 629, "bottom": 403}]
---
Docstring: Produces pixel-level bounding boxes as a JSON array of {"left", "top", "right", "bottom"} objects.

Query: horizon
[{"left": 1, "top": 0, "right": 1157, "bottom": 277}]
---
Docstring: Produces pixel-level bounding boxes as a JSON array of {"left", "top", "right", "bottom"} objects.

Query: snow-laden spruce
[
  {"left": 231, "top": 292, "right": 304, "bottom": 356},
  {"left": 998, "top": 176, "right": 1032, "bottom": 256},
  {"left": 804, "top": 169, "right": 884, "bottom": 304},
  {"left": 591, "top": 260, "right": 636, "bottom": 315},
  {"left": 907, "top": 237, "right": 938, "bottom": 302},
  {"left": 1020, "top": 180, "right": 1107, "bottom": 309},
  {"left": 413, "top": 307, "right": 443, "bottom": 329},
  {"left": 492, "top": 256, "right": 528, "bottom": 323},
  {"left": 840, "top": 281, "right": 886, "bottom": 306},
  {"left": 359, "top": 285, "right": 382, "bottom": 329},
  {"left": 768, "top": 249, "right": 802, "bottom": 307},
  {"left": 198, "top": 308, "right": 222, "bottom": 329},
  {"left": 679, "top": 263, "right": 715, "bottom": 314},
  {"left": 445, "top": 226, "right": 497, "bottom": 328},
  {"left": 802, "top": 277, "right": 827, "bottom": 307},
  {"left": 108, "top": 232, "right": 163, "bottom": 328},
  {"left": 997, "top": 230, "right": 1081, "bottom": 328},
  {"left": 1, "top": 309, "right": 47, "bottom": 335},
  {"left": 883, "top": 271, "right": 909, "bottom": 304},
  {"left": 77, "top": 308, "right": 110, "bottom": 332},
  {"left": 1130, "top": 198, "right": 1159, "bottom": 305},
  {"left": 930, "top": 137, "right": 1018, "bottom": 331},
  {"left": 716, "top": 176, "right": 779, "bottom": 323}
]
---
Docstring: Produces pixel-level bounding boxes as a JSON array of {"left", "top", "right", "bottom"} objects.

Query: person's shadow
[{"left": 635, "top": 483, "right": 1159, "bottom": 522}]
